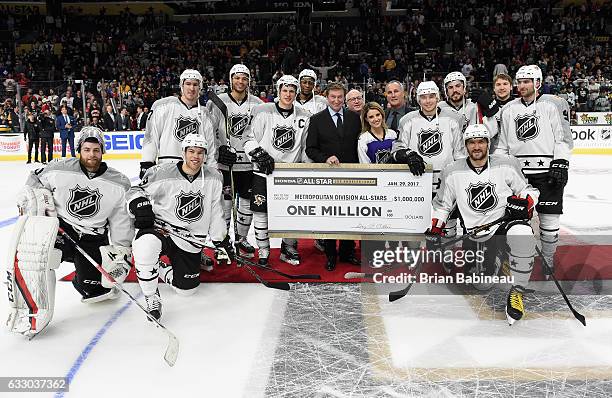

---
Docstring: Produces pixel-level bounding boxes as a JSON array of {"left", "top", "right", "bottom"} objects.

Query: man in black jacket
[
  {"left": 39, "top": 109, "right": 55, "bottom": 164},
  {"left": 24, "top": 113, "right": 41, "bottom": 163},
  {"left": 306, "top": 82, "right": 362, "bottom": 271}
]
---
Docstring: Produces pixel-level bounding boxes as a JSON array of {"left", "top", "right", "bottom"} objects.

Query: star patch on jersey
[
  {"left": 175, "top": 191, "right": 205, "bottom": 222},
  {"left": 66, "top": 185, "right": 103, "bottom": 220},
  {"left": 272, "top": 126, "right": 296, "bottom": 152},
  {"left": 417, "top": 128, "right": 443, "bottom": 156},
  {"left": 514, "top": 112, "right": 540, "bottom": 141},
  {"left": 174, "top": 116, "right": 200, "bottom": 141},
  {"left": 466, "top": 182, "right": 498, "bottom": 213}
]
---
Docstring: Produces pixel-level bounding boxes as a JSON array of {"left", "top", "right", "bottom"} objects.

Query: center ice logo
[
  {"left": 173, "top": 116, "right": 200, "bottom": 141},
  {"left": 514, "top": 113, "right": 539, "bottom": 141},
  {"left": 175, "top": 191, "right": 204, "bottom": 222},
  {"left": 272, "top": 126, "right": 296, "bottom": 152},
  {"left": 417, "top": 129, "right": 442, "bottom": 156},
  {"left": 66, "top": 185, "right": 102, "bottom": 220},
  {"left": 466, "top": 182, "right": 497, "bottom": 213},
  {"left": 229, "top": 113, "right": 251, "bottom": 138}
]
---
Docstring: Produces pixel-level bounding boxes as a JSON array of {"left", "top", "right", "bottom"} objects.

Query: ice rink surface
[{"left": 1, "top": 155, "right": 611, "bottom": 398}]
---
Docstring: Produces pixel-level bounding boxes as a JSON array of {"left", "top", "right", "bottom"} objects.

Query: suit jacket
[
  {"left": 136, "top": 112, "right": 147, "bottom": 130},
  {"left": 116, "top": 114, "right": 130, "bottom": 131},
  {"left": 103, "top": 112, "right": 117, "bottom": 131},
  {"left": 55, "top": 114, "right": 74, "bottom": 138},
  {"left": 306, "top": 108, "right": 360, "bottom": 163}
]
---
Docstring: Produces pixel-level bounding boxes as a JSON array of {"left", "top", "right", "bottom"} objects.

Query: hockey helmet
[
  {"left": 276, "top": 75, "right": 299, "bottom": 95},
  {"left": 416, "top": 81, "right": 440, "bottom": 104},
  {"left": 180, "top": 69, "right": 203, "bottom": 89},
  {"left": 77, "top": 126, "right": 105, "bottom": 153},
  {"left": 463, "top": 124, "right": 490, "bottom": 144},
  {"left": 229, "top": 64, "right": 250, "bottom": 89},
  {"left": 443, "top": 71, "right": 467, "bottom": 89},
  {"left": 181, "top": 133, "right": 208, "bottom": 154},
  {"left": 298, "top": 69, "right": 317, "bottom": 83},
  {"left": 515, "top": 65, "right": 543, "bottom": 90}
]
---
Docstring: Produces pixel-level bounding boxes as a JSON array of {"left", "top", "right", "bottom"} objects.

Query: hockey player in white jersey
[
  {"left": 243, "top": 75, "right": 311, "bottom": 266},
  {"left": 206, "top": 64, "right": 263, "bottom": 261},
  {"left": 429, "top": 124, "right": 539, "bottom": 325},
  {"left": 438, "top": 71, "right": 478, "bottom": 129},
  {"left": 140, "top": 69, "right": 217, "bottom": 178},
  {"left": 296, "top": 69, "right": 327, "bottom": 115},
  {"left": 9, "top": 127, "right": 134, "bottom": 337},
  {"left": 496, "top": 65, "right": 572, "bottom": 274},
  {"left": 128, "top": 133, "right": 234, "bottom": 320},
  {"left": 476, "top": 73, "right": 515, "bottom": 151}
]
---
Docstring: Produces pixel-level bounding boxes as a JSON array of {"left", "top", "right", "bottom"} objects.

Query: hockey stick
[
  {"left": 153, "top": 221, "right": 291, "bottom": 291},
  {"left": 389, "top": 215, "right": 509, "bottom": 303},
  {"left": 236, "top": 255, "right": 321, "bottom": 280},
  {"left": 58, "top": 227, "right": 179, "bottom": 367},
  {"left": 535, "top": 246, "right": 586, "bottom": 326}
]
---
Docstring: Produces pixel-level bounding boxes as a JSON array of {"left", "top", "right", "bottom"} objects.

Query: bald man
[{"left": 345, "top": 89, "right": 364, "bottom": 114}]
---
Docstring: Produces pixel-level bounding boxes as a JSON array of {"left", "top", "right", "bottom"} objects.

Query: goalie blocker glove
[
  {"left": 393, "top": 149, "right": 426, "bottom": 176},
  {"left": 547, "top": 159, "right": 569, "bottom": 187},
  {"left": 129, "top": 197, "right": 155, "bottom": 229},
  {"left": 249, "top": 147, "right": 275, "bottom": 175},
  {"left": 505, "top": 195, "right": 534, "bottom": 221},
  {"left": 218, "top": 145, "right": 238, "bottom": 167},
  {"left": 213, "top": 235, "right": 236, "bottom": 263},
  {"left": 139, "top": 161, "right": 155, "bottom": 180}
]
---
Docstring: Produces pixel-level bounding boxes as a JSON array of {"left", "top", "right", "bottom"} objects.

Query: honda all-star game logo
[
  {"left": 417, "top": 129, "right": 443, "bottom": 156},
  {"left": 229, "top": 113, "right": 251, "bottom": 138},
  {"left": 272, "top": 126, "right": 296, "bottom": 152},
  {"left": 173, "top": 116, "right": 200, "bottom": 141},
  {"left": 67, "top": 185, "right": 102, "bottom": 220},
  {"left": 514, "top": 112, "right": 539, "bottom": 141},
  {"left": 175, "top": 191, "right": 204, "bottom": 222},
  {"left": 466, "top": 182, "right": 498, "bottom": 213}
]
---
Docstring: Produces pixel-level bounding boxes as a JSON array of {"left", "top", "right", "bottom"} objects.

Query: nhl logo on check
[
  {"left": 466, "top": 182, "right": 498, "bottom": 213},
  {"left": 173, "top": 116, "right": 200, "bottom": 141},
  {"left": 67, "top": 185, "right": 102, "bottom": 220},
  {"left": 417, "top": 129, "right": 442, "bottom": 156},
  {"left": 514, "top": 113, "right": 539, "bottom": 141},
  {"left": 175, "top": 191, "right": 204, "bottom": 222},
  {"left": 229, "top": 114, "right": 250, "bottom": 138},
  {"left": 272, "top": 126, "right": 296, "bottom": 151}
]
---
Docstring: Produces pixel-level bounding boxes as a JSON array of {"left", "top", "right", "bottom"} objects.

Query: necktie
[
  {"left": 390, "top": 111, "right": 399, "bottom": 131},
  {"left": 335, "top": 112, "right": 343, "bottom": 130},
  {"left": 65, "top": 115, "right": 69, "bottom": 125}
]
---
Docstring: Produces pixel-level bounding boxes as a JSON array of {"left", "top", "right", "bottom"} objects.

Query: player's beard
[
  {"left": 450, "top": 92, "right": 463, "bottom": 103},
  {"left": 468, "top": 147, "right": 487, "bottom": 162},
  {"left": 80, "top": 155, "right": 101, "bottom": 172}
]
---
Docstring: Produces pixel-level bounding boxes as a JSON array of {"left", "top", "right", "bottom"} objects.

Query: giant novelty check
[{"left": 267, "top": 164, "right": 432, "bottom": 239}]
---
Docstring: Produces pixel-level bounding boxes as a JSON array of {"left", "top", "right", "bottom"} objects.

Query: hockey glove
[
  {"left": 393, "top": 149, "right": 426, "bottom": 176},
  {"left": 218, "top": 145, "right": 238, "bottom": 167},
  {"left": 547, "top": 159, "right": 569, "bottom": 187},
  {"left": 128, "top": 197, "right": 155, "bottom": 229},
  {"left": 249, "top": 147, "right": 275, "bottom": 175},
  {"left": 425, "top": 218, "right": 445, "bottom": 251},
  {"left": 505, "top": 195, "right": 534, "bottom": 221},
  {"left": 100, "top": 245, "right": 132, "bottom": 288},
  {"left": 476, "top": 91, "right": 499, "bottom": 118},
  {"left": 139, "top": 161, "right": 155, "bottom": 180},
  {"left": 213, "top": 235, "right": 236, "bottom": 264}
]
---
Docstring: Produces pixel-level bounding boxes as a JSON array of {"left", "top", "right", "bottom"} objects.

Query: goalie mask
[{"left": 77, "top": 126, "right": 106, "bottom": 153}]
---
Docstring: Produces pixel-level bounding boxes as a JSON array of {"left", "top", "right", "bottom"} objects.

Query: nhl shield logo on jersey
[
  {"left": 466, "top": 182, "right": 498, "bottom": 213},
  {"left": 272, "top": 126, "right": 296, "bottom": 152},
  {"left": 417, "top": 129, "right": 443, "bottom": 156},
  {"left": 375, "top": 149, "right": 392, "bottom": 164},
  {"left": 514, "top": 112, "right": 540, "bottom": 141},
  {"left": 175, "top": 191, "right": 205, "bottom": 222},
  {"left": 229, "top": 113, "right": 251, "bottom": 138},
  {"left": 66, "top": 185, "right": 103, "bottom": 220},
  {"left": 173, "top": 116, "right": 200, "bottom": 141}
]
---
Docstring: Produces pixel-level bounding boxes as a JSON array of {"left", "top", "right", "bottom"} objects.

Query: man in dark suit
[
  {"left": 306, "top": 82, "right": 362, "bottom": 271},
  {"left": 55, "top": 105, "right": 76, "bottom": 157},
  {"left": 135, "top": 105, "right": 147, "bottom": 130},
  {"left": 103, "top": 104, "right": 117, "bottom": 131},
  {"left": 384, "top": 80, "right": 414, "bottom": 131},
  {"left": 116, "top": 107, "right": 131, "bottom": 131}
]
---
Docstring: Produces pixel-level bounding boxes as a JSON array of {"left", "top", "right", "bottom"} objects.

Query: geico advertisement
[{"left": 103, "top": 131, "right": 145, "bottom": 153}]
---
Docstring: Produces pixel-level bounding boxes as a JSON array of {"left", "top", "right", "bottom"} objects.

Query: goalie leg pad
[
  {"left": 6, "top": 216, "right": 61, "bottom": 338},
  {"left": 16, "top": 186, "right": 57, "bottom": 217},
  {"left": 99, "top": 245, "right": 132, "bottom": 288}
]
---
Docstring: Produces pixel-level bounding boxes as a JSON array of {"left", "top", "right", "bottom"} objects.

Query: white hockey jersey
[
  {"left": 480, "top": 96, "right": 513, "bottom": 150},
  {"left": 296, "top": 94, "right": 327, "bottom": 115},
  {"left": 206, "top": 92, "right": 263, "bottom": 172},
  {"left": 392, "top": 108, "right": 465, "bottom": 193},
  {"left": 128, "top": 162, "right": 226, "bottom": 253},
  {"left": 142, "top": 96, "right": 217, "bottom": 168},
  {"left": 25, "top": 158, "right": 134, "bottom": 246},
  {"left": 438, "top": 99, "right": 478, "bottom": 129},
  {"left": 432, "top": 154, "right": 539, "bottom": 234},
  {"left": 358, "top": 129, "right": 398, "bottom": 164},
  {"left": 496, "top": 94, "right": 572, "bottom": 174},
  {"left": 243, "top": 103, "right": 311, "bottom": 170}
]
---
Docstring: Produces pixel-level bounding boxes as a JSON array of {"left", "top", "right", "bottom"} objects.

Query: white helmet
[
  {"left": 78, "top": 126, "right": 105, "bottom": 153},
  {"left": 180, "top": 69, "right": 203, "bottom": 93},
  {"left": 416, "top": 81, "right": 440, "bottom": 104},
  {"left": 181, "top": 133, "right": 208, "bottom": 154},
  {"left": 515, "top": 65, "right": 543, "bottom": 90},
  {"left": 444, "top": 71, "right": 467, "bottom": 89},
  {"left": 298, "top": 69, "right": 317, "bottom": 83},
  {"left": 229, "top": 64, "right": 250, "bottom": 90},
  {"left": 276, "top": 75, "right": 299, "bottom": 95},
  {"left": 463, "top": 124, "right": 490, "bottom": 144}
]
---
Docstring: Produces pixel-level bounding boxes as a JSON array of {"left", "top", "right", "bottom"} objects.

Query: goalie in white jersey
[
  {"left": 438, "top": 71, "right": 478, "bottom": 130},
  {"left": 140, "top": 69, "right": 217, "bottom": 178},
  {"left": 9, "top": 127, "right": 134, "bottom": 337},
  {"left": 296, "top": 69, "right": 327, "bottom": 115},
  {"left": 496, "top": 65, "right": 573, "bottom": 273},
  {"left": 128, "top": 133, "right": 233, "bottom": 321},
  {"left": 206, "top": 64, "right": 263, "bottom": 260},
  {"left": 429, "top": 124, "right": 539, "bottom": 325},
  {"left": 243, "top": 75, "right": 311, "bottom": 266}
]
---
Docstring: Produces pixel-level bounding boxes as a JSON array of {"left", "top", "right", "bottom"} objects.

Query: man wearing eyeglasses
[{"left": 345, "top": 89, "right": 365, "bottom": 114}]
